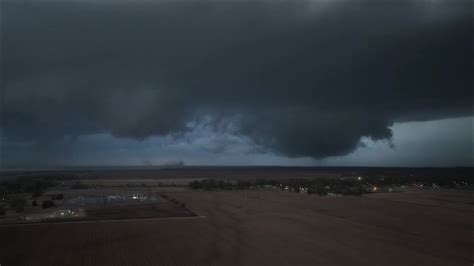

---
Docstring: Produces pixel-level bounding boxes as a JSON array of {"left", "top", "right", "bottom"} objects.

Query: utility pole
[
  {"left": 358, "top": 176, "right": 364, "bottom": 208},
  {"left": 244, "top": 190, "right": 247, "bottom": 210}
]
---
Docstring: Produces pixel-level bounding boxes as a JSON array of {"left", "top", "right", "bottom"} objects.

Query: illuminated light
[{"left": 373, "top": 187, "right": 378, "bottom": 192}]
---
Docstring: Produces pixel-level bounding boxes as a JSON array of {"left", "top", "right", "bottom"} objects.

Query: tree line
[{"left": 189, "top": 174, "right": 473, "bottom": 195}]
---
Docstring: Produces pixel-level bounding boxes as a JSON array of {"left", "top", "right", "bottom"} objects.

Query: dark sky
[{"left": 1, "top": 0, "right": 472, "bottom": 167}]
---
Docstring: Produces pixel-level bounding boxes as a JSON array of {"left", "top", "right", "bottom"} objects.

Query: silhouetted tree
[
  {"left": 42, "top": 200, "right": 55, "bottom": 209},
  {"left": 9, "top": 197, "right": 27, "bottom": 213}
]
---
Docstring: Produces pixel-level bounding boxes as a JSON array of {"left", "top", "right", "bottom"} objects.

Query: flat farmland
[
  {"left": 0, "top": 188, "right": 195, "bottom": 225},
  {"left": 1, "top": 190, "right": 472, "bottom": 266}
]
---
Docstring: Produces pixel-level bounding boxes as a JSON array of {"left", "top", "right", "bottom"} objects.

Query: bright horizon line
[{"left": 1, "top": 164, "right": 472, "bottom": 171}]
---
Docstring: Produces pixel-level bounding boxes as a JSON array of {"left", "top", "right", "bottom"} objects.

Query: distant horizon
[{"left": 1, "top": 164, "right": 473, "bottom": 172}]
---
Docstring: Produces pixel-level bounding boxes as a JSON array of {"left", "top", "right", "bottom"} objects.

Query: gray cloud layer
[{"left": 2, "top": 0, "right": 472, "bottom": 159}]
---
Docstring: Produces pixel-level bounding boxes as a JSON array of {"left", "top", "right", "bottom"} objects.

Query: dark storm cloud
[{"left": 2, "top": 0, "right": 472, "bottom": 158}]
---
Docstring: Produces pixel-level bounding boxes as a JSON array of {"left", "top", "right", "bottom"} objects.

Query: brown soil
[{"left": 1, "top": 190, "right": 472, "bottom": 266}]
